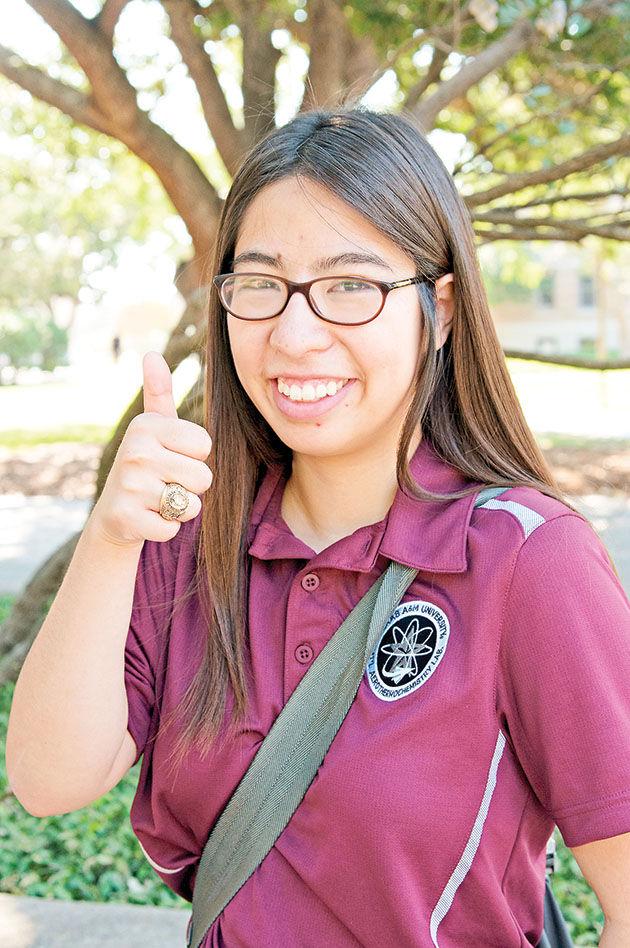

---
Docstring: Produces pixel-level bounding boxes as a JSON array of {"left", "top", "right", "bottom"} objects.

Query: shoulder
[
  {"left": 468, "top": 484, "right": 618, "bottom": 593},
  {"left": 471, "top": 483, "right": 592, "bottom": 547},
  {"left": 472, "top": 487, "right": 626, "bottom": 623}
]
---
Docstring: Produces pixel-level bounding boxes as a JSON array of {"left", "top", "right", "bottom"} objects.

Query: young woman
[{"left": 8, "top": 107, "right": 630, "bottom": 946}]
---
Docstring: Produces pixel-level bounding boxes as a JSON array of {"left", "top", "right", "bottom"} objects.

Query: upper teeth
[{"left": 277, "top": 378, "right": 348, "bottom": 401}]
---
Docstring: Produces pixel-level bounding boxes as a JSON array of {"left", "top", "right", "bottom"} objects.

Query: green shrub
[{"left": 0, "top": 677, "right": 187, "bottom": 908}]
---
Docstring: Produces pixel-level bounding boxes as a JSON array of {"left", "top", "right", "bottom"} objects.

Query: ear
[{"left": 434, "top": 272, "right": 454, "bottom": 350}]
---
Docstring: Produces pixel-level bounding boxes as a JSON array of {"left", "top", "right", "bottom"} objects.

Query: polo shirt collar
[{"left": 247, "top": 437, "right": 478, "bottom": 574}]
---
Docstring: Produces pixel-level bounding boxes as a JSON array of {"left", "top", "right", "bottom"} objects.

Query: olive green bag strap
[{"left": 186, "top": 486, "right": 508, "bottom": 948}]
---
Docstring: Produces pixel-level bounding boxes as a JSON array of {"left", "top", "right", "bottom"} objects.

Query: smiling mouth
[{"left": 275, "top": 378, "right": 351, "bottom": 402}]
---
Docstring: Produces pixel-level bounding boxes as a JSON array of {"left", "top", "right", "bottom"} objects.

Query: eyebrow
[{"left": 231, "top": 250, "right": 394, "bottom": 273}]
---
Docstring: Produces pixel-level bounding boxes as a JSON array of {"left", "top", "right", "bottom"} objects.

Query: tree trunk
[
  {"left": 0, "top": 533, "right": 81, "bottom": 684},
  {"left": 0, "top": 289, "right": 208, "bottom": 686}
]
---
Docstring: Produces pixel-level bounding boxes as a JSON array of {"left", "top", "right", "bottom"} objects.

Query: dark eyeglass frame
[{"left": 212, "top": 271, "right": 429, "bottom": 326}]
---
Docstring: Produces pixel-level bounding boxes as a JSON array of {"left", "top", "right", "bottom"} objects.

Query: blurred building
[
  {"left": 67, "top": 296, "right": 185, "bottom": 374},
  {"left": 490, "top": 243, "right": 630, "bottom": 359}
]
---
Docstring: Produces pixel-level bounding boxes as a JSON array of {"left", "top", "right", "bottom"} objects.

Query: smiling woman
[{"left": 9, "top": 105, "right": 630, "bottom": 948}]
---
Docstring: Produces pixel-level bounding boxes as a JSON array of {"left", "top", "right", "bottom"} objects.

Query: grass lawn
[{"left": 0, "top": 425, "right": 114, "bottom": 448}]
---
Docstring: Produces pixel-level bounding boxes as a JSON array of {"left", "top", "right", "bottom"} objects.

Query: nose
[{"left": 268, "top": 287, "right": 334, "bottom": 358}]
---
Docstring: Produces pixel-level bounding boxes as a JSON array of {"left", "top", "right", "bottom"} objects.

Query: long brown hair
[{"left": 157, "top": 104, "right": 584, "bottom": 776}]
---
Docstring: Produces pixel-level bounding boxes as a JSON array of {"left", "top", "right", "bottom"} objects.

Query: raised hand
[{"left": 90, "top": 351, "right": 213, "bottom": 547}]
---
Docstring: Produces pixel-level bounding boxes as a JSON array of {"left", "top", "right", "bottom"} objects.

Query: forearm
[
  {"left": 599, "top": 919, "right": 630, "bottom": 946},
  {"left": 6, "top": 511, "right": 143, "bottom": 816}
]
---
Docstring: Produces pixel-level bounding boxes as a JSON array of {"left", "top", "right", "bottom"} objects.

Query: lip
[
  {"left": 270, "top": 377, "right": 356, "bottom": 420},
  {"left": 271, "top": 375, "right": 351, "bottom": 384}
]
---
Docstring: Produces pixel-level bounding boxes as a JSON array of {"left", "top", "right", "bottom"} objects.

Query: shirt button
[
  {"left": 295, "top": 643, "right": 314, "bottom": 664},
  {"left": 301, "top": 572, "right": 320, "bottom": 591}
]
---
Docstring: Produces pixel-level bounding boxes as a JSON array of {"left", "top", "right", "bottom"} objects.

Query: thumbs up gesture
[{"left": 90, "top": 352, "right": 213, "bottom": 548}]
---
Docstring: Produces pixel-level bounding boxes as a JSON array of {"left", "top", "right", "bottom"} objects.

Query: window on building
[
  {"left": 579, "top": 275, "right": 595, "bottom": 308},
  {"left": 578, "top": 337, "right": 596, "bottom": 358},
  {"left": 538, "top": 274, "right": 555, "bottom": 307},
  {"left": 536, "top": 336, "right": 559, "bottom": 355}
]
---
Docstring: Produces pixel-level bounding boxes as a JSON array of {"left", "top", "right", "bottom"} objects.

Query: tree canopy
[
  {"left": 0, "top": 0, "right": 628, "bottom": 282},
  {"left": 0, "top": 81, "right": 188, "bottom": 314}
]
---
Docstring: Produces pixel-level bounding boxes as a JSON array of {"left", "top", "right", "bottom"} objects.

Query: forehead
[{"left": 233, "top": 177, "right": 414, "bottom": 272}]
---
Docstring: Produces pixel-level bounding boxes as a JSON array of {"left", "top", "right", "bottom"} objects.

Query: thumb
[{"left": 142, "top": 351, "right": 178, "bottom": 419}]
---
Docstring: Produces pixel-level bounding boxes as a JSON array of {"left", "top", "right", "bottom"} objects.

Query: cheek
[
  {"left": 368, "top": 314, "right": 423, "bottom": 391},
  {"left": 227, "top": 323, "right": 263, "bottom": 387}
]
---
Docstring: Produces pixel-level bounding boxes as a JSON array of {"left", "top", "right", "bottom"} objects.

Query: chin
[{"left": 280, "top": 429, "right": 365, "bottom": 460}]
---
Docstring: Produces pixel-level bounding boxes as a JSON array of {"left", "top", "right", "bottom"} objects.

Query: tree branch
[
  {"left": 15, "top": 0, "right": 223, "bottom": 266},
  {"left": 342, "top": 29, "right": 381, "bottom": 102},
  {"left": 475, "top": 223, "right": 629, "bottom": 242},
  {"left": 496, "top": 188, "right": 630, "bottom": 210},
  {"left": 503, "top": 351, "right": 630, "bottom": 370},
  {"left": 411, "top": 17, "right": 538, "bottom": 130},
  {"left": 404, "top": 46, "right": 449, "bottom": 111},
  {"left": 536, "top": 48, "right": 630, "bottom": 74},
  {"left": 238, "top": 0, "right": 280, "bottom": 144},
  {"left": 162, "top": 0, "right": 248, "bottom": 177},
  {"left": 341, "top": 32, "right": 425, "bottom": 109},
  {"left": 301, "top": 0, "right": 346, "bottom": 111},
  {"left": 93, "top": 0, "right": 130, "bottom": 40},
  {"left": 0, "top": 44, "right": 110, "bottom": 134},
  {"left": 475, "top": 209, "right": 628, "bottom": 226},
  {"left": 467, "top": 133, "right": 630, "bottom": 207},
  {"left": 452, "top": 74, "right": 611, "bottom": 176},
  {"left": 26, "top": 0, "right": 139, "bottom": 127},
  {"left": 473, "top": 210, "right": 630, "bottom": 241}
]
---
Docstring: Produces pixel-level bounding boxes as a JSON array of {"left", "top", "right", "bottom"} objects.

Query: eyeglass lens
[{"left": 220, "top": 274, "right": 383, "bottom": 324}]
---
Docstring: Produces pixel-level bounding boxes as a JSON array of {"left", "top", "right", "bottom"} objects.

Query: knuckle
[
  {"left": 124, "top": 434, "right": 153, "bottom": 466},
  {"left": 119, "top": 470, "right": 139, "bottom": 493},
  {"left": 184, "top": 494, "right": 201, "bottom": 519},
  {"left": 199, "top": 464, "right": 213, "bottom": 491},
  {"left": 190, "top": 425, "right": 212, "bottom": 458},
  {"left": 192, "top": 493, "right": 203, "bottom": 516},
  {"left": 128, "top": 413, "right": 150, "bottom": 435}
]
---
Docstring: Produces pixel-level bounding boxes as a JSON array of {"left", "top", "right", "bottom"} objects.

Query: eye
[
  {"left": 328, "top": 279, "right": 371, "bottom": 293},
  {"left": 241, "top": 277, "right": 280, "bottom": 289}
]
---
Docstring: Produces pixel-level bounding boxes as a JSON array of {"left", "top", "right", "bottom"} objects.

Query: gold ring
[{"left": 159, "top": 482, "right": 190, "bottom": 521}]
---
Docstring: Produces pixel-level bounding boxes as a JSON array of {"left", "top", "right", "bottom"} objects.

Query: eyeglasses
[{"left": 212, "top": 271, "right": 428, "bottom": 326}]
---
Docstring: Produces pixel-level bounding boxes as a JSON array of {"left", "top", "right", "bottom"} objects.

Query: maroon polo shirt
[{"left": 124, "top": 436, "right": 630, "bottom": 946}]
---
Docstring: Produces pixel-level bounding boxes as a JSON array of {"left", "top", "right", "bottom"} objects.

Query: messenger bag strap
[{"left": 186, "top": 486, "right": 509, "bottom": 948}]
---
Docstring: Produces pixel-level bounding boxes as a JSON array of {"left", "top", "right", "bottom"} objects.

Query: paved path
[
  {"left": 0, "top": 892, "right": 189, "bottom": 947},
  {"left": 0, "top": 495, "right": 92, "bottom": 595},
  {"left": 1, "top": 492, "right": 629, "bottom": 596},
  {"left": 570, "top": 493, "right": 630, "bottom": 592}
]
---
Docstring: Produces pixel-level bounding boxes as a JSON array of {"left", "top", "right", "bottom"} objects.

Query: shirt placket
[{"left": 283, "top": 567, "right": 323, "bottom": 703}]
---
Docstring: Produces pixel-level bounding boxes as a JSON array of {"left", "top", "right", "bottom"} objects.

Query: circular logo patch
[{"left": 366, "top": 599, "right": 450, "bottom": 702}]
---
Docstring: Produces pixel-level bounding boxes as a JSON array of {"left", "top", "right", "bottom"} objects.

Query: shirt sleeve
[
  {"left": 495, "top": 512, "right": 630, "bottom": 848},
  {"left": 124, "top": 534, "right": 180, "bottom": 767}
]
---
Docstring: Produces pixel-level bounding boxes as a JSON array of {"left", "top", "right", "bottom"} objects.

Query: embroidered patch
[{"left": 366, "top": 600, "right": 450, "bottom": 702}]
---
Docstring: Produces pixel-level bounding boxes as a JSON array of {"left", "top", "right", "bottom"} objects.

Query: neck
[{"left": 281, "top": 428, "right": 422, "bottom": 554}]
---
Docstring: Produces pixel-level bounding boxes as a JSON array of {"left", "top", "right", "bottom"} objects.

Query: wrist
[{"left": 83, "top": 509, "right": 145, "bottom": 556}]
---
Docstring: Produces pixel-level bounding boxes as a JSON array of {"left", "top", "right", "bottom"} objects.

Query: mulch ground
[
  {"left": 0, "top": 443, "right": 101, "bottom": 499},
  {"left": 1, "top": 439, "right": 629, "bottom": 499}
]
